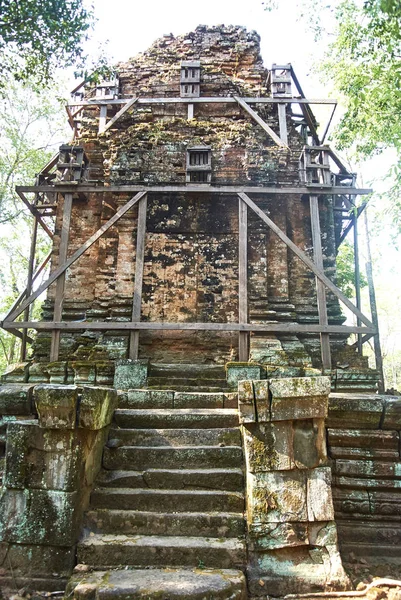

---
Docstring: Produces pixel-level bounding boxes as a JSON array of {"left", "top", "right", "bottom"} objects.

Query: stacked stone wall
[{"left": 328, "top": 393, "right": 401, "bottom": 562}]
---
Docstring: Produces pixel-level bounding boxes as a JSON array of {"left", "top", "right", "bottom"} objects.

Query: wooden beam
[
  {"left": 98, "top": 105, "right": 108, "bottom": 134},
  {"left": 16, "top": 190, "right": 54, "bottom": 239},
  {"left": 3, "top": 252, "right": 52, "bottom": 321},
  {"left": 238, "top": 192, "right": 374, "bottom": 328},
  {"left": 6, "top": 192, "right": 147, "bottom": 322},
  {"left": 238, "top": 197, "right": 248, "bottom": 361},
  {"left": 50, "top": 193, "right": 73, "bottom": 362},
  {"left": 68, "top": 97, "right": 338, "bottom": 107},
  {"left": 129, "top": 194, "right": 147, "bottom": 360},
  {"left": 310, "top": 195, "right": 331, "bottom": 371},
  {"left": 353, "top": 211, "right": 362, "bottom": 353},
  {"left": 339, "top": 203, "right": 368, "bottom": 246},
  {"left": 102, "top": 97, "right": 138, "bottom": 133},
  {"left": 234, "top": 96, "right": 288, "bottom": 148},
  {"left": 6, "top": 327, "right": 33, "bottom": 344},
  {"left": 1, "top": 321, "right": 377, "bottom": 334},
  {"left": 277, "top": 103, "right": 288, "bottom": 145},
  {"left": 20, "top": 218, "right": 38, "bottom": 361},
  {"left": 17, "top": 185, "right": 372, "bottom": 196}
]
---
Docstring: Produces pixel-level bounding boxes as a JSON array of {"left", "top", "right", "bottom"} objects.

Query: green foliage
[
  {"left": 0, "top": 0, "right": 94, "bottom": 89},
  {"left": 0, "top": 80, "right": 68, "bottom": 372},
  {"left": 336, "top": 240, "right": 367, "bottom": 299}
]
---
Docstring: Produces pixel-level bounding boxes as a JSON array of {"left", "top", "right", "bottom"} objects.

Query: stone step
[
  {"left": 147, "top": 377, "right": 228, "bottom": 390},
  {"left": 103, "top": 445, "right": 243, "bottom": 470},
  {"left": 117, "top": 390, "right": 232, "bottom": 410},
  {"left": 90, "top": 488, "right": 244, "bottom": 513},
  {"left": 69, "top": 568, "right": 247, "bottom": 600},
  {"left": 148, "top": 385, "right": 227, "bottom": 392},
  {"left": 149, "top": 363, "right": 227, "bottom": 378},
  {"left": 107, "top": 427, "right": 241, "bottom": 447},
  {"left": 114, "top": 408, "right": 239, "bottom": 429},
  {"left": 77, "top": 534, "right": 246, "bottom": 570},
  {"left": 84, "top": 509, "right": 245, "bottom": 537},
  {"left": 96, "top": 467, "right": 244, "bottom": 491}
]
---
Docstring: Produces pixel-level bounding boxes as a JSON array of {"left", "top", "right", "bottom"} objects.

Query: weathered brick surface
[{"left": 30, "top": 25, "right": 344, "bottom": 367}]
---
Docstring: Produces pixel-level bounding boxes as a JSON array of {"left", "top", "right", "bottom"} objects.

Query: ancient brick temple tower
[
  {"left": 3, "top": 25, "right": 396, "bottom": 600},
  {"left": 2, "top": 24, "right": 375, "bottom": 384}
]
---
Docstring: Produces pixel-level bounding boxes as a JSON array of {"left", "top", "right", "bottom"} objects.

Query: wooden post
[
  {"left": 364, "top": 208, "right": 385, "bottom": 393},
  {"left": 129, "top": 193, "right": 148, "bottom": 360},
  {"left": 50, "top": 193, "right": 73, "bottom": 362},
  {"left": 310, "top": 195, "right": 331, "bottom": 371},
  {"left": 99, "top": 105, "right": 108, "bottom": 133},
  {"left": 238, "top": 196, "right": 249, "bottom": 361},
  {"left": 20, "top": 217, "right": 38, "bottom": 361},
  {"left": 353, "top": 211, "right": 362, "bottom": 354},
  {"left": 278, "top": 103, "right": 288, "bottom": 145},
  {"left": 187, "top": 103, "right": 194, "bottom": 120}
]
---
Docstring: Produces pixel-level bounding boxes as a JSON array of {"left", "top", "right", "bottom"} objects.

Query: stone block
[
  {"left": 383, "top": 397, "right": 401, "bottom": 429},
  {"left": 78, "top": 386, "right": 118, "bottom": 430},
  {"left": 270, "top": 376, "right": 329, "bottom": 421},
  {"left": 249, "top": 521, "right": 309, "bottom": 550},
  {"left": 123, "top": 389, "right": 174, "bottom": 409},
  {"left": 28, "top": 362, "right": 50, "bottom": 383},
  {"left": 248, "top": 470, "right": 307, "bottom": 524},
  {"left": 95, "top": 361, "right": 115, "bottom": 386},
  {"left": 327, "top": 394, "right": 384, "bottom": 429},
  {"left": 238, "top": 380, "right": 256, "bottom": 423},
  {"left": 4, "top": 421, "right": 83, "bottom": 491},
  {"left": 1, "top": 362, "right": 29, "bottom": 383},
  {"left": 226, "top": 362, "right": 263, "bottom": 388},
  {"left": 308, "top": 521, "right": 339, "bottom": 547},
  {"left": 265, "top": 365, "right": 304, "bottom": 379},
  {"left": 70, "top": 361, "right": 96, "bottom": 385},
  {"left": 47, "top": 361, "right": 68, "bottom": 384},
  {"left": 114, "top": 359, "right": 148, "bottom": 390},
  {"left": 174, "top": 392, "right": 224, "bottom": 409},
  {"left": 328, "top": 429, "right": 399, "bottom": 460},
  {"left": 253, "top": 380, "right": 270, "bottom": 422},
  {"left": 224, "top": 392, "right": 238, "bottom": 408},
  {"left": 0, "top": 488, "right": 80, "bottom": 546},
  {"left": 238, "top": 401, "right": 256, "bottom": 423},
  {"left": 0, "top": 384, "right": 34, "bottom": 415},
  {"left": 243, "top": 421, "right": 294, "bottom": 472},
  {"left": 35, "top": 384, "right": 78, "bottom": 429},
  {"left": 247, "top": 546, "right": 331, "bottom": 596},
  {"left": 332, "top": 488, "right": 370, "bottom": 516},
  {"left": 293, "top": 419, "right": 327, "bottom": 469},
  {"left": 307, "top": 467, "right": 334, "bottom": 522},
  {"left": 0, "top": 541, "right": 75, "bottom": 578}
]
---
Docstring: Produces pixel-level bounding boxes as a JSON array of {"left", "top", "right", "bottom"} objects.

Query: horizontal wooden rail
[
  {"left": 1, "top": 321, "right": 376, "bottom": 334},
  {"left": 16, "top": 185, "right": 372, "bottom": 196},
  {"left": 68, "top": 97, "right": 338, "bottom": 107}
]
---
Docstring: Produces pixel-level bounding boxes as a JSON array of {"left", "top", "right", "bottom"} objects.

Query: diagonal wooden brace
[
  {"left": 238, "top": 192, "right": 374, "bottom": 328},
  {"left": 234, "top": 96, "right": 288, "bottom": 148},
  {"left": 6, "top": 191, "right": 147, "bottom": 323}
]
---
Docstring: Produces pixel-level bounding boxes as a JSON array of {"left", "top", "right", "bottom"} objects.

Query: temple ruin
[{"left": 0, "top": 25, "right": 400, "bottom": 600}]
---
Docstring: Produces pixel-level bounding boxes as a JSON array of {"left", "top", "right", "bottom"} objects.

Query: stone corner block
[
  {"left": 226, "top": 362, "right": 263, "bottom": 388},
  {"left": 78, "top": 386, "right": 118, "bottom": 430},
  {"left": 270, "top": 376, "right": 330, "bottom": 421},
  {"left": 114, "top": 359, "right": 148, "bottom": 390},
  {"left": 35, "top": 384, "right": 78, "bottom": 429},
  {"left": 238, "top": 379, "right": 255, "bottom": 423},
  {"left": 0, "top": 384, "right": 35, "bottom": 415},
  {"left": 1, "top": 362, "right": 30, "bottom": 384}
]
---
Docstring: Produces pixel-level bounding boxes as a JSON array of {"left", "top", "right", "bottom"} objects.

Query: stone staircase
[
  {"left": 147, "top": 363, "right": 229, "bottom": 392},
  {"left": 70, "top": 389, "right": 247, "bottom": 599}
]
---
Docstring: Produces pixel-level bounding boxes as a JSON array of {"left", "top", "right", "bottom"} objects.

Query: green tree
[
  {"left": 0, "top": 0, "right": 94, "bottom": 89},
  {"left": 0, "top": 80, "right": 69, "bottom": 372}
]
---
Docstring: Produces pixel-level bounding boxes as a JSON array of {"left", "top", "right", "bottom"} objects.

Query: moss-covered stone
[
  {"left": 226, "top": 363, "right": 263, "bottom": 388},
  {"left": 243, "top": 422, "right": 294, "bottom": 473},
  {"left": 0, "top": 488, "right": 80, "bottom": 546},
  {"left": 78, "top": 386, "right": 118, "bottom": 430},
  {"left": 114, "top": 359, "right": 148, "bottom": 390},
  {"left": 35, "top": 384, "right": 78, "bottom": 429},
  {"left": 0, "top": 384, "right": 34, "bottom": 415}
]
